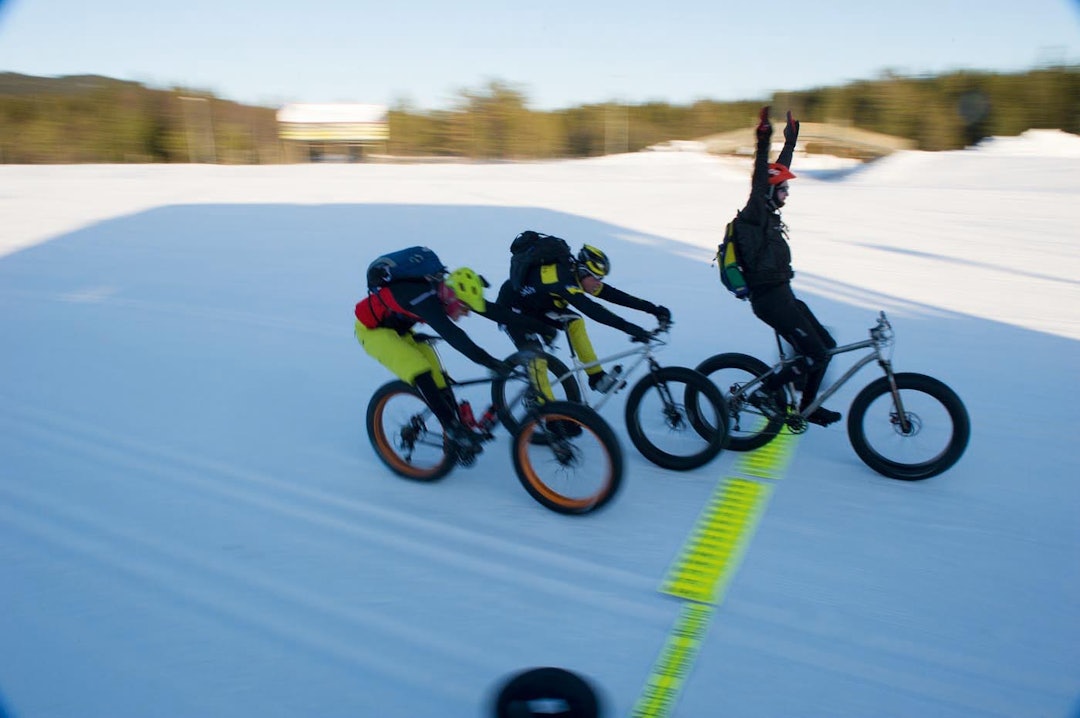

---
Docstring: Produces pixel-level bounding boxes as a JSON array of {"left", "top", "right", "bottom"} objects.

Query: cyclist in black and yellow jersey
[{"left": 497, "top": 241, "right": 671, "bottom": 395}]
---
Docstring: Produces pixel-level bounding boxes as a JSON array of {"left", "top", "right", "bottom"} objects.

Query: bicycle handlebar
[
  {"left": 869, "top": 311, "right": 893, "bottom": 344},
  {"left": 631, "top": 321, "right": 672, "bottom": 344}
]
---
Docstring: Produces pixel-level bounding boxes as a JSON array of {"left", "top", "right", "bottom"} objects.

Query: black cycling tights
[
  {"left": 750, "top": 283, "right": 836, "bottom": 407},
  {"left": 413, "top": 371, "right": 459, "bottom": 428}
]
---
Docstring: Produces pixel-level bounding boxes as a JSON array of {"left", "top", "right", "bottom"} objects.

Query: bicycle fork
[
  {"left": 879, "top": 359, "right": 914, "bottom": 435},
  {"left": 648, "top": 359, "right": 688, "bottom": 430}
]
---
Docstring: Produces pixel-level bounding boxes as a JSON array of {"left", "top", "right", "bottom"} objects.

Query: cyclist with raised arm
[
  {"left": 497, "top": 241, "right": 672, "bottom": 394},
  {"left": 356, "top": 256, "right": 554, "bottom": 458},
  {"left": 732, "top": 106, "right": 840, "bottom": 426}
]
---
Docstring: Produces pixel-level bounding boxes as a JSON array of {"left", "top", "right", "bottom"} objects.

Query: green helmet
[{"left": 445, "top": 267, "right": 488, "bottom": 312}]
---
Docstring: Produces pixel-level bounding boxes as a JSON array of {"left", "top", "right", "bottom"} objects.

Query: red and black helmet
[{"left": 767, "top": 163, "right": 796, "bottom": 185}]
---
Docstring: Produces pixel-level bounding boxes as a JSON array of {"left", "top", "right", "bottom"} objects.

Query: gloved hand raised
[
  {"left": 784, "top": 110, "right": 800, "bottom": 144},
  {"left": 756, "top": 106, "right": 772, "bottom": 142}
]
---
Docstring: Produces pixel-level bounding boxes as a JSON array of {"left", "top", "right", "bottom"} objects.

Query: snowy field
[{"left": 1, "top": 131, "right": 1079, "bottom": 717}]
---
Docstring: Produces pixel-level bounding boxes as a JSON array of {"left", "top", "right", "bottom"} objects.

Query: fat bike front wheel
[
  {"left": 847, "top": 372, "right": 970, "bottom": 481},
  {"left": 511, "top": 401, "right": 623, "bottom": 515},
  {"left": 625, "top": 366, "right": 729, "bottom": 471}
]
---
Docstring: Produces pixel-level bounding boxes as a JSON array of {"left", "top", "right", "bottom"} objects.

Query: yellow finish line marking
[
  {"left": 734, "top": 428, "right": 799, "bottom": 479},
  {"left": 660, "top": 478, "right": 772, "bottom": 605},
  {"left": 631, "top": 602, "right": 714, "bottom": 718},
  {"left": 633, "top": 429, "right": 801, "bottom": 718}
]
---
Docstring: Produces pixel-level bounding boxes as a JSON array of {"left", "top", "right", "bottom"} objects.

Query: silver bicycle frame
[
  {"left": 550, "top": 340, "right": 663, "bottom": 412},
  {"left": 747, "top": 311, "right": 899, "bottom": 420}
]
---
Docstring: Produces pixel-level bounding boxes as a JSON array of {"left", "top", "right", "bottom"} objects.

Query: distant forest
[{"left": 0, "top": 66, "right": 1077, "bottom": 163}]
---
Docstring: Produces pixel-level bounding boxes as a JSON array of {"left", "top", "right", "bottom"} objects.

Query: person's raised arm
[
  {"left": 741, "top": 106, "right": 774, "bottom": 223},
  {"left": 776, "top": 110, "right": 799, "bottom": 170}
]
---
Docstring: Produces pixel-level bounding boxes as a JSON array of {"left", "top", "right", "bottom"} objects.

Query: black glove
[
  {"left": 626, "top": 324, "right": 651, "bottom": 343},
  {"left": 783, "top": 110, "right": 799, "bottom": 144},
  {"left": 756, "top": 106, "right": 772, "bottom": 142},
  {"left": 653, "top": 305, "right": 672, "bottom": 324},
  {"left": 541, "top": 326, "right": 559, "bottom": 347}
]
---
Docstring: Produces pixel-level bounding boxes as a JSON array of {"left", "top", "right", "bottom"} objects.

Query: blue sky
[{"left": 0, "top": 0, "right": 1077, "bottom": 110}]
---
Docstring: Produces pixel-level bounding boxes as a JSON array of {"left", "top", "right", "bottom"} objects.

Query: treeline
[
  {"left": 0, "top": 75, "right": 281, "bottom": 163},
  {"left": 777, "top": 66, "right": 1080, "bottom": 151},
  {"left": 387, "top": 84, "right": 762, "bottom": 159},
  {"left": 0, "top": 66, "right": 1076, "bottom": 164},
  {"left": 389, "top": 67, "right": 1079, "bottom": 157}
]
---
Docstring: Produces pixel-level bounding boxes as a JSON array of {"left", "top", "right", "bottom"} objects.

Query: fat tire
[
  {"left": 366, "top": 380, "right": 455, "bottom": 482},
  {"left": 694, "top": 353, "right": 785, "bottom": 452},
  {"left": 512, "top": 401, "right": 623, "bottom": 515},
  {"left": 848, "top": 372, "right": 970, "bottom": 481},
  {"left": 624, "top": 366, "right": 728, "bottom": 471}
]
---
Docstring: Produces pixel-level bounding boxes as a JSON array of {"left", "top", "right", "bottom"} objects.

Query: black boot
[{"left": 804, "top": 406, "right": 841, "bottom": 427}]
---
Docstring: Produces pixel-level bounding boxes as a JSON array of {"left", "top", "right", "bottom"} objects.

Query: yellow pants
[
  {"left": 565, "top": 317, "right": 603, "bottom": 378},
  {"left": 528, "top": 355, "right": 555, "bottom": 402},
  {"left": 355, "top": 321, "right": 448, "bottom": 388},
  {"left": 527, "top": 317, "right": 601, "bottom": 402}
]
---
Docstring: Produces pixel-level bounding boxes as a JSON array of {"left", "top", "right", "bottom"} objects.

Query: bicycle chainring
[{"left": 785, "top": 413, "right": 808, "bottom": 434}]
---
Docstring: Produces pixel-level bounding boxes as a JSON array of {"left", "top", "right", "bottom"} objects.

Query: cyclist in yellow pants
[{"left": 356, "top": 265, "right": 554, "bottom": 454}]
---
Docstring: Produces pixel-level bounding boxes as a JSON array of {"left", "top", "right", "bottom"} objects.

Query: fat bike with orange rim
[{"left": 366, "top": 376, "right": 623, "bottom": 515}]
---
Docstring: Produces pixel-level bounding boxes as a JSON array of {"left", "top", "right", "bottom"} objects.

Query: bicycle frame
[
  {"left": 746, "top": 311, "right": 909, "bottom": 428},
  {"left": 415, "top": 335, "right": 515, "bottom": 436},
  {"left": 548, "top": 336, "right": 666, "bottom": 412}
]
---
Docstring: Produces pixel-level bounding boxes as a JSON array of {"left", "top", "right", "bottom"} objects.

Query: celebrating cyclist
[{"left": 731, "top": 107, "right": 840, "bottom": 426}]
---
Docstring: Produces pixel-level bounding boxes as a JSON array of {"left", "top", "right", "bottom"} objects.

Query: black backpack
[
  {"left": 367, "top": 246, "right": 447, "bottom": 290},
  {"left": 508, "top": 231, "right": 573, "bottom": 290}
]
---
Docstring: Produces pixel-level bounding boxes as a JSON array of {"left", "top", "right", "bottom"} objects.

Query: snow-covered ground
[{"left": 1, "top": 131, "right": 1078, "bottom": 717}]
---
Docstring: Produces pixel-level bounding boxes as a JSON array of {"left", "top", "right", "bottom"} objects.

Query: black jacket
[
  {"left": 497, "top": 261, "right": 655, "bottom": 333},
  {"left": 381, "top": 280, "right": 548, "bottom": 370},
  {"left": 734, "top": 128, "right": 797, "bottom": 290}
]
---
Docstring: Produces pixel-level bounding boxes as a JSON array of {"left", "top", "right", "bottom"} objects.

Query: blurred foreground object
[{"left": 492, "top": 667, "right": 602, "bottom": 718}]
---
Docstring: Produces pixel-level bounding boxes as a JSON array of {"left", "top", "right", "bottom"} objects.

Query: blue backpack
[{"left": 367, "top": 246, "right": 447, "bottom": 290}]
